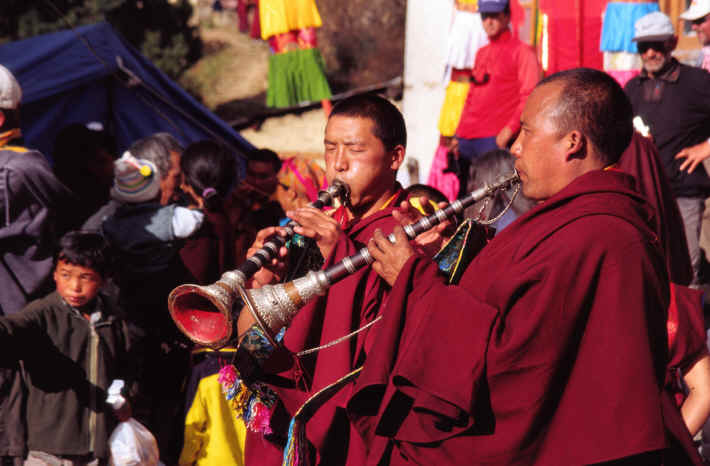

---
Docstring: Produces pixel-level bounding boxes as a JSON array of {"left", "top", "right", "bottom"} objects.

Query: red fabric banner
[{"left": 538, "top": 0, "right": 606, "bottom": 74}]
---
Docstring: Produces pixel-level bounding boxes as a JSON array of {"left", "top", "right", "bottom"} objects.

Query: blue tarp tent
[{"left": 0, "top": 22, "right": 252, "bottom": 167}]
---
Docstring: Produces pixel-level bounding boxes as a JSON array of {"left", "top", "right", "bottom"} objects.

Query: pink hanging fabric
[{"left": 426, "top": 144, "right": 460, "bottom": 201}]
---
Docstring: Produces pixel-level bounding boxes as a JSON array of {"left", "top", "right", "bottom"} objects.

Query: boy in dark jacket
[{"left": 0, "top": 231, "right": 138, "bottom": 465}]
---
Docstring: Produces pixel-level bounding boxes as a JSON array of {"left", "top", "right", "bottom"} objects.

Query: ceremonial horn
[
  {"left": 168, "top": 180, "right": 350, "bottom": 348},
  {"left": 242, "top": 171, "right": 520, "bottom": 345}
]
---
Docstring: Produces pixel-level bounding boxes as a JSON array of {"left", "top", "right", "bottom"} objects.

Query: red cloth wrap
[
  {"left": 667, "top": 284, "right": 707, "bottom": 374},
  {"left": 666, "top": 283, "right": 709, "bottom": 410}
]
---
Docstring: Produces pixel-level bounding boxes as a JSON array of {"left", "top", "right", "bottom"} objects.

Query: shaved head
[{"left": 538, "top": 68, "right": 633, "bottom": 165}]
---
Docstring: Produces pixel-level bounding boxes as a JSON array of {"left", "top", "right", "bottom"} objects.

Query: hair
[
  {"left": 249, "top": 148, "right": 282, "bottom": 173},
  {"left": 127, "top": 135, "right": 172, "bottom": 180},
  {"left": 56, "top": 231, "right": 113, "bottom": 278},
  {"left": 181, "top": 140, "right": 237, "bottom": 211},
  {"left": 404, "top": 184, "right": 449, "bottom": 205},
  {"left": 537, "top": 68, "right": 633, "bottom": 166},
  {"left": 153, "top": 132, "right": 185, "bottom": 155},
  {"left": 468, "top": 149, "right": 536, "bottom": 217},
  {"left": 329, "top": 94, "right": 407, "bottom": 151}
]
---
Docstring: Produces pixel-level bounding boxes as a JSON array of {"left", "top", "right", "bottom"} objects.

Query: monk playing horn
[
  {"left": 232, "top": 94, "right": 449, "bottom": 464},
  {"left": 357, "top": 69, "right": 702, "bottom": 465}
]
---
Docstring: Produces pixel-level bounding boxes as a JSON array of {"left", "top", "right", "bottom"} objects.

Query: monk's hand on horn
[
  {"left": 288, "top": 206, "right": 342, "bottom": 260},
  {"left": 394, "top": 198, "right": 452, "bottom": 257},
  {"left": 369, "top": 226, "right": 414, "bottom": 286},
  {"left": 248, "top": 226, "right": 289, "bottom": 288}
]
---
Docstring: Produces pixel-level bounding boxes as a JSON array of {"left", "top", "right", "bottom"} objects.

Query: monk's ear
[
  {"left": 389, "top": 145, "right": 405, "bottom": 171},
  {"left": 0, "top": 110, "right": 5, "bottom": 128},
  {"left": 564, "top": 130, "right": 586, "bottom": 161}
]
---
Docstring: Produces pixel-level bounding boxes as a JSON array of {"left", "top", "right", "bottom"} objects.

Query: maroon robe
[
  {"left": 618, "top": 133, "right": 693, "bottom": 286},
  {"left": 619, "top": 134, "right": 705, "bottom": 461},
  {"left": 347, "top": 170, "right": 696, "bottom": 465},
  {"left": 250, "top": 191, "right": 406, "bottom": 465}
]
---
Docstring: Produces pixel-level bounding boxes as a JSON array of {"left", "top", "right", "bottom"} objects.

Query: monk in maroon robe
[
  {"left": 236, "top": 94, "right": 413, "bottom": 464},
  {"left": 358, "top": 69, "right": 702, "bottom": 465}
]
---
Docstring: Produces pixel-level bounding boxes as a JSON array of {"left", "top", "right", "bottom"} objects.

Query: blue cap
[{"left": 479, "top": 0, "right": 509, "bottom": 13}]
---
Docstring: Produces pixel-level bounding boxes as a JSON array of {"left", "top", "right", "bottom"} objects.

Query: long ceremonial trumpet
[
  {"left": 240, "top": 171, "right": 520, "bottom": 345},
  {"left": 168, "top": 179, "right": 350, "bottom": 348},
  {"left": 171, "top": 172, "right": 519, "bottom": 348}
]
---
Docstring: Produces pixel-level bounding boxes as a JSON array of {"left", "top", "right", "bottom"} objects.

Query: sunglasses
[
  {"left": 692, "top": 15, "right": 709, "bottom": 26},
  {"left": 637, "top": 41, "right": 666, "bottom": 54}
]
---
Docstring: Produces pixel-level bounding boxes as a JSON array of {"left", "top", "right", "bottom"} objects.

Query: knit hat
[
  {"left": 632, "top": 12, "right": 675, "bottom": 42},
  {"left": 110, "top": 151, "right": 161, "bottom": 203},
  {"left": 0, "top": 65, "right": 22, "bottom": 110},
  {"left": 680, "top": 0, "right": 710, "bottom": 21}
]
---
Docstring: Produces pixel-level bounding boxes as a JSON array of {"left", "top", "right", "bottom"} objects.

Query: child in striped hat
[{"left": 101, "top": 148, "right": 204, "bottom": 278}]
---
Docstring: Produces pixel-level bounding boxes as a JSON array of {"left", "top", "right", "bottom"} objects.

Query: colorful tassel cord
[
  {"left": 281, "top": 367, "right": 364, "bottom": 466},
  {"left": 282, "top": 416, "right": 309, "bottom": 466},
  {"left": 218, "top": 325, "right": 285, "bottom": 434},
  {"left": 219, "top": 364, "right": 277, "bottom": 434}
]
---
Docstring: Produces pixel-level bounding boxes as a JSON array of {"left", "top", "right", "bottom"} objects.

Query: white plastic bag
[
  {"left": 108, "top": 417, "right": 160, "bottom": 466},
  {"left": 106, "top": 380, "right": 160, "bottom": 466}
]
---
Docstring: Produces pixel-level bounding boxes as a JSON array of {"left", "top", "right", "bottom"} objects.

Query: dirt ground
[
  {"left": 182, "top": 20, "right": 326, "bottom": 156},
  {"left": 182, "top": 1, "right": 405, "bottom": 157},
  {"left": 240, "top": 107, "right": 328, "bottom": 156}
]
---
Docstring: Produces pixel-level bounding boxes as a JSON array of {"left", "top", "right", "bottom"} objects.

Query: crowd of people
[
  {"left": 4, "top": 0, "right": 710, "bottom": 465},
  {"left": 0, "top": 60, "right": 320, "bottom": 465}
]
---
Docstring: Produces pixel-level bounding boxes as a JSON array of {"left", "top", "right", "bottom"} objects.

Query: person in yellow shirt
[{"left": 179, "top": 348, "right": 247, "bottom": 466}]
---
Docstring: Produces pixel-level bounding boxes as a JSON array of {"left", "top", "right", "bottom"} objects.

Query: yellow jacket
[{"left": 179, "top": 350, "right": 246, "bottom": 466}]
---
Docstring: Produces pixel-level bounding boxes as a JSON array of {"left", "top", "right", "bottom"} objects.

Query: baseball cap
[
  {"left": 632, "top": 12, "right": 675, "bottom": 42},
  {"left": 0, "top": 65, "right": 22, "bottom": 110},
  {"left": 680, "top": 0, "right": 710, "bottom": 21},
  {"left": 478, "top": 0, "right": 508, "bottom": 14}
]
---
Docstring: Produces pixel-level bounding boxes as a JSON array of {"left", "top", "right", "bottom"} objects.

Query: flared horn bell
[
  {"left": 168, "top": 270, "right": 246, "bottom": 348},
  {"left": 168, "top": 181, "right": 352, "bottom": 348}
]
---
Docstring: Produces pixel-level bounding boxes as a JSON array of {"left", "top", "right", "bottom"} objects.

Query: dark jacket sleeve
[
  {"left": 0, "top": 150, "right": 74, "bottom": 314},
  {"left": 0, "top": 304, "right": 44, "bottom": 365}
]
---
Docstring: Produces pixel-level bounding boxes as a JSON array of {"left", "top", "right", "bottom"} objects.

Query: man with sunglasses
[
  {"left": 625, "top": 11, "right": 710, "bottom": 287},
  {"left": 681, "top": 0, "right": 710, "bottom": 72},
  {"left": 451, "top": 0, "right": 541, "bottom": 198}
]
